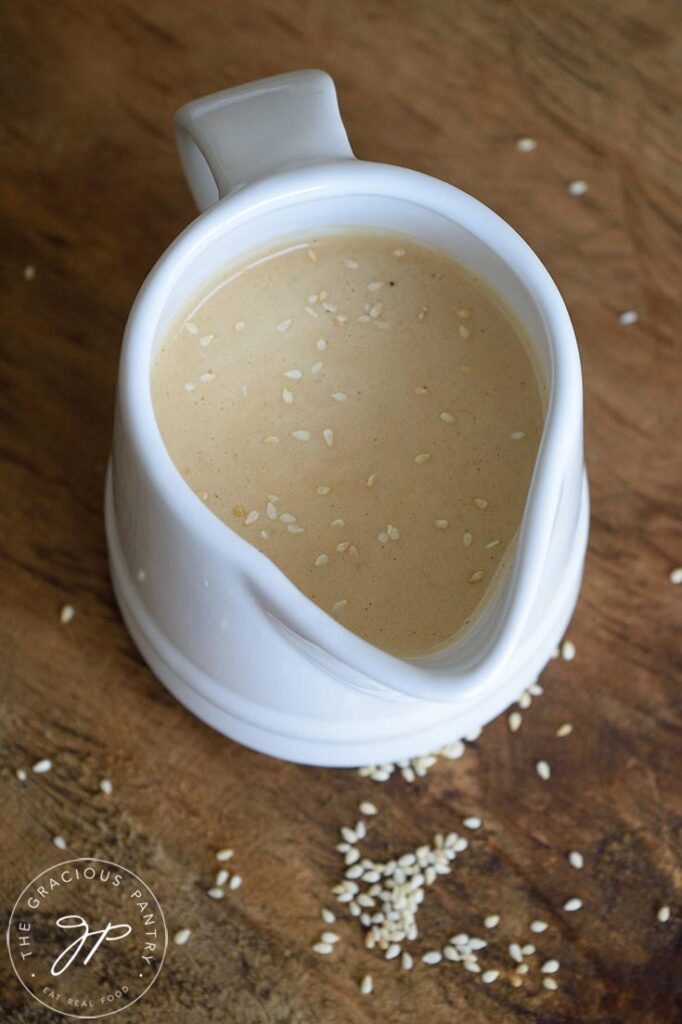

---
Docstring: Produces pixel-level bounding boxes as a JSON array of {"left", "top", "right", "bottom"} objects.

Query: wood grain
[{"left": 1, "top": 1, "right": 681, "bottom": 1021}]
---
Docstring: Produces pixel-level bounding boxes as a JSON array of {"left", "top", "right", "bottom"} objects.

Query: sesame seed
[
  {"left": 568, "top": 850, "right": 584, "bottom": 869},
  {"left": 279, "top": 513, "right": 296, "bottom": 524},
  {"left": 266, "top": 502, "right": 277, "bottom": 520},
  {"left": 321, "top": 931, "right": 340, "bottom": 944},
  {"left": 486, "top": 539, "right": 500, "bottom": 548},
  {"left": 284, "top": 369, "right": 302, "bottom": 379},
  {"left": 474, "top": 497, "right": 488, "bottom": 509},
  {"left": 511, "top": 431, "right": 525, "bottom": 440},
  {"left": 401, "top": 951, "right": 414, "bottom": 969},
  {"left": 99, "top": 778, "right": 113, "bottom": 795},
  {"left": 185, "top": 322, "right": 199, "bottom": 334},
  {"left": 199, "top": 334, "right": 213, "bottom": 347},
  {"left": 463, "top": 532, "right": 473, "bottom": 547},
  {"left": 316, "top": 338, "right": 328, "bottom": 351},
  {"left": 518, "top": 691, "right": 532, "bottom": 709},
  {"left": 561, "top": 640, "right": 576, "bottom": 661},
  {"left": 311, "top": 361, "right": 324, "bottom": 373},
  {"left": 422, "top": 950, "right": 442, "bottom": 965},
  {"left": 618, "top": 310, "right": 639, "bottom": 326},
  {"left": 199, "top": 371, "right": 215, "bottom": 383},
  {"left": 53, "top": 835, "right": 67, "bottom": 850},
  {"left": 509, "top": 943, "right": 523, "bottom": 963},
  {"left": 316, "top": 485, "right": 331, "bottom": 495},
  {"left": 530, "top": 920, "right": 548, "bottom": 933},
  {"left": 393, "top": 248, "right": 406, "bottom": 257},
  {"left": 263, "top": 436, "right": 279, "bottom": 445},
  {"left": 323, "top": 428, "right": 334, "bottom": 447},
  {"left": 313, "top": 942, "right": 333, "bottom": 954},
  {"left": 387, "top": 524, "right": 400, "bottom": 541},
  {"left": 60, "top": 604, "right": 75, "bottom": 625},
  {"left": 567, "top": 179, "right": 589, "bottom": 196},
  {"left": 315, "top": 554, "right": 329, "bottom": 567},
  {"left": 32, "top": 759, "right": 52, "bottom": 774},
  {"left": 292, "top": 430, "right": 310, "bottom": 441},
  {"left": 440, "top": 411, "right": 455, "bottom": 423},
  {"left": 15, "top": 768, "right": 27, "bottom": 782},
  {"left": 244, "top": 510, "right": 259, "bottom": 526},
  {"left": 669, "top": 567, "right": 682, "bottom": 584},
  {"left": 308, "top": 249, "right": 317, "bottom": 262},
  {"left": 277, "top": 318, "right": 293, "bottom": 333},
  {"left": 137, "top": 570, "right": 146, "bottom": 581},
  {"left": 541, "top": 959, "right": 560, "bottom": 974},
  {"left": 215, "top": 869, "right": 229, "bottom": 887},
  {"left": 174, "top": 928, "right": 192, "bottom": 945},
  {"left": 458, "top": 323, "right": 470, "bottom": 339},
  {"left": 367, "top": 473, "right": 377, "bottom": 488},
  {"left": 563, "top": 897, "right": 582, "bottom": 912},
  {"left": 536, "top": 760, "right": 551, "bottom": 781},
  {"left": 282, "top": 388, "right": 294, "bottom": 405},
  {"left": 543, "top": 977, "right": 558, "bottom": 991},
  {"left": 345, "top": 259, "right": 359, "bottom": 269},
  {"left": 207, "top": 888, "right": 225, "bottom": 900},
  {"left": 516, "top": 137, "right": 537, "bottom": 152},
  {"left": 229, "top": 874, "right": 242, "bottom": 890},
  {"left": 435, "top": 520, "right": 449, "bottom": 529},
  {"left": 23, "top": 264, "right": 36, "bottom": 280},
  {"left": 414, "top": 453, "right": 431, "bottom": 464},
  {"left": 287, "top": 524, "right": 304, "bottom": 534},
  {"left": 321, "top": 907, "right": 336, "bottom": 924},
  {"left": 196, "top": 491, "right": 208, "bottom": 501},
  {"left": 331, "top": 392, "right": 347, "bottom": 402},
  {"left": 385, "top": 943, "right": 401, "bottom": 960},
  {"left": 184, "top": 381, "right": 195, "bottom": 391},
  {"left": 463, "top": 816, "right": 482, "bottom": 830},
  {"left": 469, "top": 571, "right": 485, "bottom": 583},
  {"left": 482, "top": 969, "right": 500, "bottom": 984},
  {"left": 260, "top": 530, "right": 269, "bottom": 540},
  {"left": 359, "top": 973, "right": 373, "bottom": 994},
  {"left": 378, "top": 532, "right": 389, "bottom": 544},
  {"left": 333, "top": 599, "right": 348, "bottom": 613},
  {"left": 368, "top": 281, "right": 383, "bottom": 292},
  {"left": 556, "top": 722, "right": 573, "bottom": 737},
  {"left": 657, "top": 905, "right": 671, "bottom": 923},
  {"left": 360, "top": 801, "right": 378, "bottom": 815},
  {"left": 234, "top": 320, "right": 246, "bottom": 331},
  {"left": 331, "top": 518, "right": 345, "bottom": 528},
  {"left": 216, "top": 848, "right": 234, "bottom": 861},
  {"left": 508, "top": 711, "right": 522, "bottom": 732},
  {"left": 305, "top": 306, "right": 319, "bottom": 318},
  {"left": 484, "top": 915, "right": 500, "bottom": 928},
  {"left": 515, "top": 962, "right": 530, "bottom": 974}
]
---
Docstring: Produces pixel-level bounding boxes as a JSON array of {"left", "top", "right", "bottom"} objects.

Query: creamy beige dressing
[{"left": 152, "top": 233, "right": 545, "bottom": 657}]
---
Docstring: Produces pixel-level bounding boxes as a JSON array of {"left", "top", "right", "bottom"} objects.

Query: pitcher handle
[{"left": 174, "top": 69, "right": 354, "bottom": 212}]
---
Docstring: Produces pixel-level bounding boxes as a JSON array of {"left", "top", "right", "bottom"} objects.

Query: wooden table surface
[{"left": 2, "top": 1, "right": 681, "bottom": 1021}]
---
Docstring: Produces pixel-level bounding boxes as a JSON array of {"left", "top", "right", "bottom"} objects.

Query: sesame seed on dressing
[
  {"left": 185, "top": 321, "right": 199, "bottom": 334},
  {"left": 511, "top": 431, "right": 525, "bottom": 440},
  {"left": 153, "top": 232, "right": 543, "bottom": 658},
  {"left": 618, "top": 310, "right": 639, "bottom": 326},
  {"left": 474, "top": 497, "right": 488, "bottom": 509},
  {"left": 567, "top": 179, "right": 589, "bottom": 196}
]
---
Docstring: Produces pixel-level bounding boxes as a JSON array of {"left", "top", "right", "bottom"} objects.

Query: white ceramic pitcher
[{"left": 106, "top": 70, "right": 589, "bottom": 766}]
